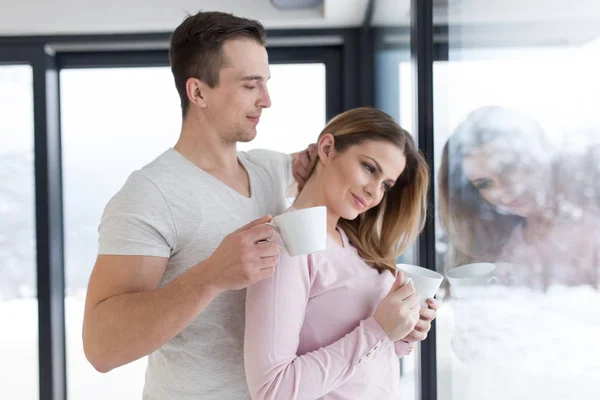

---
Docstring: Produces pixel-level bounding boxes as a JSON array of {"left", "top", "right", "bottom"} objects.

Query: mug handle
[{"left": 265, "top": 222, "right": 287, "bottom": 252}]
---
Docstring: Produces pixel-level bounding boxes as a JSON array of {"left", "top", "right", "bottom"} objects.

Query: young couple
[{"left": 82, "top": 10, "right": 438, "bottom": 400}]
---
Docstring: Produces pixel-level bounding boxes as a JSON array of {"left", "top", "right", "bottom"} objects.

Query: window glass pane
[
  {"left": 434, "top": 7, "right": 600, "bottom": 400},
  {"left": 0, "top": 64, "right": 38, "bottom": 399},
  {"left": 61, "top": 67, "right": 179, "bottom": 399},
  {"left": 374, "top": 28, "right": 419, "bottom": 400},
  {"left": 61, "top": 63, "right": 327, "bottom": 398},
  {"left": 238, "top": 63, "right": 326, "bottom": 153}
]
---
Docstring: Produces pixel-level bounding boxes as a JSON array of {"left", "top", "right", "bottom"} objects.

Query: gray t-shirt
[{"left": 97, "top": 147, "right": 293, "bottom": 400}]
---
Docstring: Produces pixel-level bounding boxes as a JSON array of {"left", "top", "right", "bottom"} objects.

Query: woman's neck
[{"left": 293, "top": 176, "right": 342, "bottom": 243}]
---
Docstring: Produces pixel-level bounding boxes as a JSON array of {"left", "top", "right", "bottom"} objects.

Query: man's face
[{"left": 202, "top": 38, "right": 272, "bottom": 143}]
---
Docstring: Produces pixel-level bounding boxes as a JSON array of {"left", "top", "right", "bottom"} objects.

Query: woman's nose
[{"left": 364, "top": 182, "right": 382, "bottom": 199}]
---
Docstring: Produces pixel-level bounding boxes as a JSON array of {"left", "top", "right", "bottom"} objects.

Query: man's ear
[
  {"left": 317, "top": 133, "right": 336, "bottom": 164},
  {"left": 186, "top": 77, "right": 208, "bottom": 109}
]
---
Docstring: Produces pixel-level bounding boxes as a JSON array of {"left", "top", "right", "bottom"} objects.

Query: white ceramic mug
[
  {"left": 396, "top": 263, "right": 444, "bottom": 306},
  {"left": 445, "top": 263, "right": 497, "bottom": 288},
  {"left": 267, "top": 206, "right": 327, "bottom": 257}
]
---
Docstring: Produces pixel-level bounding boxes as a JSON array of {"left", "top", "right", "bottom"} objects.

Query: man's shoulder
[
  {"left": 240, "top": 148, "right": 290, "bottom": 169},
  {"left": 108, "top": 149, "right": 186, "bottom": 207},
  {"left": 240, "top": 148, "right": 292, "bottom": 189},
  {"left": 132, "top": 148, "right": 208, "bottom": 194},
  {"left": 137, "top": 148, "right": 182, "bottom": 180}
]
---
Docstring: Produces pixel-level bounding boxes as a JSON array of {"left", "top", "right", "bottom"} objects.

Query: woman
[
  {"left": 244, "top": 107, "right": 438, "bottom": 399},
  {"left": 438, "top": 105, "right": 599, "bottom": 289}
]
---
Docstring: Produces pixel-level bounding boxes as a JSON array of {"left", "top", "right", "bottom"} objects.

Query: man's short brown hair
[{"left": 169, "top": 11, "right": 266, "bottom": 118}]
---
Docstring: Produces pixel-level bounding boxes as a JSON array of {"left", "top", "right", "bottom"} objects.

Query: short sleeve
[
  {"left": 97, "top": 171, "right": 177, "bottom": 257},
  {"left": 246, "top": 148, "right": 293, "bottom": 188}
]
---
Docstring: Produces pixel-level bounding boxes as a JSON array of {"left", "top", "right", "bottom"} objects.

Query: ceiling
[
  {"left": 0, "top": 0, "right": 368, "bottom": 35},
  {"left": 0, "top": 0, "right": 598, "bottom": 46}
]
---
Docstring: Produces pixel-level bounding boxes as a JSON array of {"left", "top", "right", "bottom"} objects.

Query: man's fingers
[
  {"left": 258, "top": 256, "right": 278, "bottom": 270},
  {"left": 292, "top": 170, "right": 303, "bottom": 184},
  {"left": 234, "top": 215, "right": 272, "bottom": 234},
  {"left": 245, "top": 223, "right": 277, "bottom": 243},
  {"left": 254, "top": 241, "right": 280, "bottom": 258},
  {"left": 307, "top": 143, "right": 317, "bottom": 160},
  {"left": 299, "top": 150, "right": 311, "bottom": 168},
  {"left": 295, "top": 167, "right": 310, "bottom": 181},
  {"left": 256, "top": 265, "right": 276, "bottom": 281}
]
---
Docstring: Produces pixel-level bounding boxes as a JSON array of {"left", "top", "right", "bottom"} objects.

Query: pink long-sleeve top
[{"left": 244, "top": 222, "right": 412, "bottom": 400}]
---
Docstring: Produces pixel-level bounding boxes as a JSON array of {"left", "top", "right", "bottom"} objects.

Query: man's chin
[{"left": 235, "top": 131, "right": 257, "bottom": 143}]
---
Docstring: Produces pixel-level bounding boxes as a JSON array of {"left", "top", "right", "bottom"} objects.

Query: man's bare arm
[
  {"left": 83, "top": 216, "right": 279, "bottom": 373},
  {"left": 82, "top": 254, "right": 221, "bottom": 373}
]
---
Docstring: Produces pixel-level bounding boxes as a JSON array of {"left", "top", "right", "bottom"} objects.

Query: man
[{"left": 82, "top": 11, "right": 314, "bottom": 399}]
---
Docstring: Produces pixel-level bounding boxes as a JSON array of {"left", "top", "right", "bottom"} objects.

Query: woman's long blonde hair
[{"left": 302, "top": 107, "right": 430, "bottom": 274}]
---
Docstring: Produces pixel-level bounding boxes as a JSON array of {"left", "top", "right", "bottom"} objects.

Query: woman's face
[
  {"left": 462, "top": 139, "right": 550, "bottom": 217},
  {"left": 318, "top": 136, "right": 407, "bottom": 221}
]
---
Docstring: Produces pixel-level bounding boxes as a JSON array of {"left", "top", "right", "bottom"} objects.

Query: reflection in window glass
[
  {"left": 433, "top": 45, "right": 600, "bottom": 400},
  {"left": 0, "top": 65, "right": 38, "bottom": 399},
  {"left": 61, "top": 63, "right": 327, "bottom": 398}
]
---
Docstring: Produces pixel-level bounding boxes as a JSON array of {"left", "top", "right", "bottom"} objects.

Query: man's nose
[{"left": 258, "top": 87, "right": 271, "bottom": 109}]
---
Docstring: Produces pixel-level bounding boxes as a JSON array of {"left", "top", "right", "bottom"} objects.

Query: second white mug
[{"left": 395, "top": 263, "right": 444, "bottom": 306}]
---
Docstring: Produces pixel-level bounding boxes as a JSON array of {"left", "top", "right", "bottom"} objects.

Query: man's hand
[
  {"left": 204, "top": 216, "right": 280, "bottom": 291},
  {"left": 401, "top": 298, "right": 439, "bottom": 342},
  {"left": 291, "top": 143, "right": 317, "bottom": 192}
]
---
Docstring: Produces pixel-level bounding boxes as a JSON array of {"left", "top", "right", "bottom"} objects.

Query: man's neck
[{"left": 174, "top": 116, "right": 239, "bottom": 173}]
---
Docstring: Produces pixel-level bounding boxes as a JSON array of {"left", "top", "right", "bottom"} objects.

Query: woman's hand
[
  {"left": 374, "top": 271, "right": 421, "bottom": 341},
  {"left": 401, "top": 298, "right": 439, "bottom": 342}
]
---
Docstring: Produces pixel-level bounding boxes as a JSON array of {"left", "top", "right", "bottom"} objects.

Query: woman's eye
[
  {"left": 474, "top": 179, "right": 493, "bottom": 190},
  {"left": 382, "top": 182, "right": 391, "bottom": 191},
  {"left": 244, "top": 85, "right": 256, "bottom": 90},
  {"left": 363, "top": 162, "right": 375, "bottom": 173}
]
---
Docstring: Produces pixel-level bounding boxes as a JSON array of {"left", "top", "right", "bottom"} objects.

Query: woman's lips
[
  {"left": 352, "top": 194, "right": 367, "bottom": 208},
  {"left": 504, "top": 195, "right": 528, "bottom": 208}
]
